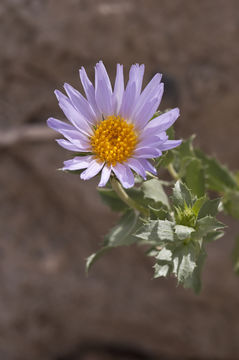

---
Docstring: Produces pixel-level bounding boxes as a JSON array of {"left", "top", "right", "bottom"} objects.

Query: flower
[{"left": 47, "top": 61, "right": 181, "bottom": 188}]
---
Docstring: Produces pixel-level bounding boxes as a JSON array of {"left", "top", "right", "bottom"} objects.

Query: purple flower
[{"left": 47, "top": 61, "right": 181, "bottom": 188}]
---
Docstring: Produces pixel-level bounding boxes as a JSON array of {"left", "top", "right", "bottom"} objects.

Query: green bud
[{"left": 175, "top": 204, "right": 196, "bottom": 227}]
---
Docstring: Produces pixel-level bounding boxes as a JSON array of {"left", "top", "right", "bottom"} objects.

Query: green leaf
[
  {"left": 154, "top": 262, "right": 171, "bottom": 277},
  {"left": 184, "top": 158, "right": 205, "bottom": 197},
  {"left": 223, "top": 190, "right": 239, "bottom": 219},
  {"left": 192, "top": 197, "right": 207, "bottom": 216},
  {"left": 86, "top": 247, "right": 110, "bottom": 273},
  {"left": 173, "top": 243, "right": 197, "bottom": 284},
  {"left": 197, "top": 198, "right": 221, "bottom": 219},
  {"left": 156, "top": 150, "right": 174, "bottom": 168},
  {"left": 204, "top": 231, "right": 224, "bottom": 242},
  {"left": 104, "top": 210, "right": 139, "bottom": 247},
  {"left": 98, "top": 188, "right": 127, "bottom": 212},
  {"left": 174, "top": 225, "right": 195, "bottom": 241},
  {"left": 142, "top": 179, "right": 169, "bottom": 208},
  {"left": 154, "top": 247, "right": 173, "bottom": 278},
  {"left": 153, "top": 241, "right": 206, "bottom": 293},
  {"left": 172, "top": 181, "right": 193, "bottom": 209},
  {"left": 135, "top": 220, "right": 175, "bottom": 244},
  {"left": 86, "top": 210, "right": 140, "bottom": 272},
  {"left": 195, "top": 150, "right": 238, "bottom": 192},
  {"left": 148, "top": 206, "right": 169, "bottom": 220},
  {"left": 194, "top": 216, "right": 225, "bottom": 239},
  {"left": 176, "top": 135, "right": 195, "bottom": 158},
  {"left": 183, "top": 245, "right": 207, "bottom": 294}
]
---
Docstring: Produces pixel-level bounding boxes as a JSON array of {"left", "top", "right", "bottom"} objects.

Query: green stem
[
  {"left": 167, "top": 163, "right": 179, "bottom": 180},
  {"left": 110, "top": 177, "right": 148, "bottom": 217}
]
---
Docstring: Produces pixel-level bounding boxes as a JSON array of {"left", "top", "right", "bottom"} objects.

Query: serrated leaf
[
  {"left": 174, "top": 225, "right": 195, "bottom": 240},
  {"left": 172, "top": 181, "right": 193, "bottom": 209},
  {"left": 135, "top": 220, "right": 175, "bottom": 244},
  {"left": 155, "top": 247, "right": 173, "bottom": 261},
  {"left": 196, "top": 150, "right": 238, "bottom": 192},
  {"left": 142, "top": 179, "right": 169, "bottom": 208},
  {"left": 104, "top": 210, "right": 139, "bottom": 247},
  {"left": 194, "top": 216, "right": 225, "bottom": 239},
  {"left": 148, "top": 206, "right": 169, "bottom": 220},
  {"left": 173, "top": 244, "right": 197, "bottom": 284},
  {"left": 184, "top": 158, "right": 205, "bottom": 197},
  {"left": 183, "top": 245, "right": 206, "bottom": 294},
  {"left": 154, "top": 247, "right": 173, "bottom": 278},
  {"left": 154, "top": 263, "right": 171, "bottom": 277},
  {"left": 197, "top": 198, "right": 221, "bottom": 219},
  {"left": 153, "top": 241, "right": 207, "bottom": 293}
]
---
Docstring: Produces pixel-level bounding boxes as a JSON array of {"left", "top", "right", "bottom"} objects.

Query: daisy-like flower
[{"left": 47, "top": 61, "right": 181, "bottom": 188}]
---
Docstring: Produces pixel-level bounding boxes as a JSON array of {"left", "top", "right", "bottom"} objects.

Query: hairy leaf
[
  {"left": 194, "top": 216, "right": 225, "bottom": 239},
  {"left": 197, "top": 198, "right": 221, "bottom": 219},
  {"left": 184, "top": 158, "right": 205, "bottom": 197},
  {"left": 196, "top": 150, "right": 238, "bottom": 192},
  {"left": 172, "top": 181, "right": 193, "bottom": 209},
  {"left": 174, "top": 225, "right": 195, "bottom": 240},
  {"left": 142, "top": 179, "right": 169, "bottom": 208},
  {"left": 135, "top": 220, "right": 175, "bottom": 244}
]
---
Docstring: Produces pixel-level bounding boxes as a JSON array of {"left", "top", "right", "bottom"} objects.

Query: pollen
[{"left": 90, "top": 115, "right": 138, "bottom": 166}]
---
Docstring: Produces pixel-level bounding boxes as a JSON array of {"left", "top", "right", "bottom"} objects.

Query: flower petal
[
  {"left": 98, "top": 165, "right": 112, "bottom": 187},
  {"left": 127, "top": 158, "right": 146, "bottom": 179},
  {"left": 134, "top": 147, "right": 162, "bottom": 158},
  {"left": 113, "top": 64, "right": 124, "bottom": 114},
  {"left": 132, "top": 72, "right": 162, "bottom": 118},
  {"left": 112, "top": 163, "right": 135, "bottom": 188},
  {"left": 79, "top": 66, "right": 101, "bottom": 119},
  {"left": 95, "top": 61, "right": 113, "bottom": 117},
  {"left": 133, "top": 84, "right": 164, "bottom": 129},
  {"left": 47, "top": 117, "right": 74, "bottom": 131},
  {"left": 120, "top": 82, "right": 137, "bottom": 119},
  {"left": 63, "top": 156, "right": 93, "bottom": 170},
  {"left": 80, "top": 159, "right": 104, "bottom": 180},
  {"left": 48, "top": 117, "right": 90, "bottom": 146},
  {"left": 137, "top": 134, "right": 164, "bottom": 149},
  {"left": 56, "top": 139, "right": 82, "bottom": 152},
  {"left": 143, "top": 108, "right": 180, "bottom": 137},
  {"left": 119, "top": 64, "right": 145, "bottom": 119},
  {"left": 138, "top": 159, "right": 157, "bottom": 175},
  {"left": 160, "top": 140, "right": 182, "bottom": 151},
  {"left": 64, "top": 83, "right": 97, "bottom": 125},
  {"left": 55, "top": 90, "right": 93, "bottom": 136}
]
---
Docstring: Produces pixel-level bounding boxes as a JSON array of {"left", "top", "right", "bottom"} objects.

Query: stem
[
  {"left": 167, "top": 163, "right": 179, "bottom": 180},
  {"left": 110, "top": 177, "right": 148, "bottom": 217}
]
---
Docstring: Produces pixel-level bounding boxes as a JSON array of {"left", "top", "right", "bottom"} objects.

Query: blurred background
[{"left": 0, "top": 0, "right": 239, "bottom": 359}]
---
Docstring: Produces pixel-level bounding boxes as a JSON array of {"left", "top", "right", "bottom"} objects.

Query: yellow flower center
[{"left": 90, "top": 115, "right": 138, "bottom": 166}]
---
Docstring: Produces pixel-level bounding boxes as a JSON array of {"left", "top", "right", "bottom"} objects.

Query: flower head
[{"left": 47, "top": 61, "right": 181, "bottom": 188}]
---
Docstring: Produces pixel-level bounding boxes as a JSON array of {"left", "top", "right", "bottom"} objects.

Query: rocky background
[{"left": 0, "top": 0, "right": 239, "bottom": 359}]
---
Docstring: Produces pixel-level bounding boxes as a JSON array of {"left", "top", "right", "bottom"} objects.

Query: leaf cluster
[{"left": 82, "top": 124, "right": 239, "bottom": 293}]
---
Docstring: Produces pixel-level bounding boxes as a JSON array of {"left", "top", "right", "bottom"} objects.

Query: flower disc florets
[
  {"left": 47, "top": 61, "right": 182, "bottom": 188},
  {"left": 91, "top": 115, "right": 138, "bottom": 166}
]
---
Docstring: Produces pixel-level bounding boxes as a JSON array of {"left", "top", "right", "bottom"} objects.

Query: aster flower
[{"left": 47, "top": 61, "right": 181, "bottom": 188}]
